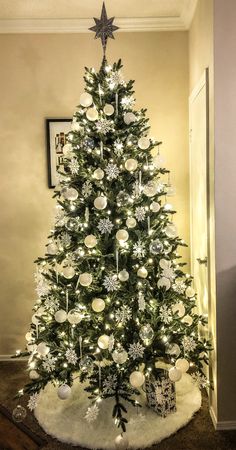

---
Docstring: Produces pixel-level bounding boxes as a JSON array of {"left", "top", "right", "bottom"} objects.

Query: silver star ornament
[{"left": 89, "top": 2, "right": 119, "bottom": 55}]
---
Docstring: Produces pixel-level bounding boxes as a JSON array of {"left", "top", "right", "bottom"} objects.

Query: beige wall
[
  {"left": 0, "top": 31, "right": 189, "bottom": 355},
  {"left": 214, "top": 0, "right": 236, "bottom": 423}
]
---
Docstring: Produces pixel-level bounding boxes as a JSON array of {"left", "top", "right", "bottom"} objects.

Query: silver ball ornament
[
  {"left": 67, "top": 309, "right": 82, "bottom": 324},
  {"left": 112, "top": 349, "right": 128, "bottom": 364},
  {"left": 126, "top": 217, "right": 137, "bottom": 228},
  {"left": 37, "top": 342, "right": 50, "bottom": 356},
  {"left": 175, "top": 358, "right": 190, "bottom": 373},
  {"left": 86, "top": 107, "right": 98, "bottom": 121},
  {"left": 80, "top": 92, "right": 93, "bottom": 107},
  {"left": 92, "top": 298, "right": 105, "bottom": 312},
  {"left": 140, "top": 324, "right": 154, "bottom": 341},
  {"left": 149, "top": 239, "right": 163, "bottom": 254},
  {"left": 63, "top": 266, "right": 75, "bottom": 279},
  {"left": 124, "top": 112, "right": 136, "bottom": 125},
  {"left": 93, "top": 168, "right": 104, "bottom": 180},
  {"left": 104, "top": 104, "right": 114, "bottom": 116},
  {"left": 12, "top": 405, "right": 27, "bottom": 423},
  {"left": 138, "top": 136, "right": 150, "bottom": 150},
  {"left": 118, "top": 270, "right": 129, "bottom": 282},
  {"left": 57, "top": 384, "right": 71, "bottom": 400},
  {"left": 79, "top": 272, "right": 93, "bottom": 287},
  {"left": 55, "top": 309, "right": 67, "bottom": 323},
  {"left": 94, "top": 196, "right": 107, "bottom": 210},
  {"left": 129, "top": 370, "right": 145, "bottom": 388}
]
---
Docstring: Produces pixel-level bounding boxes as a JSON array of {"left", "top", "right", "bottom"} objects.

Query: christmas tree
[{"left": 15, "top": 4, "right": 211, "bottom": 446}]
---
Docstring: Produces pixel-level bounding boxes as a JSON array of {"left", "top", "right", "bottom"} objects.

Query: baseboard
[
  {"left": 0, "top": 354, "right": 27, "bottom": 361},
  {"left": 210, "top": 406, "right": 236, "bottom": 430}
]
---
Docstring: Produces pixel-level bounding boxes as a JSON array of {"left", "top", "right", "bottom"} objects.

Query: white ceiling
[{"left": 0, "top": 0, "right": 198, "bottom": 33}]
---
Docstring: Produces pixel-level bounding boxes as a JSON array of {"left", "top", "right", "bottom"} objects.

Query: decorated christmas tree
[{"left": 14, "top": 4, "right": 211, "bottom": 448}]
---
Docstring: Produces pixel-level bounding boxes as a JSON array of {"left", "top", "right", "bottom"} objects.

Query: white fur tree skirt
[{"left": 34, "top": 373, "right": 201, "bottom": 449}]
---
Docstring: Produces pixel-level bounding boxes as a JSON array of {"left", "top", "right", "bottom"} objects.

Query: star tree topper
[{"left": 89, "top": 2, "right": 119, "bottom": 56}]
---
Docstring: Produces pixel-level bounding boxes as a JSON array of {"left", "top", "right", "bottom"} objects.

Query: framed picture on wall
[{"left": 46, "top": 118, "right": 72, "bottom": 188}]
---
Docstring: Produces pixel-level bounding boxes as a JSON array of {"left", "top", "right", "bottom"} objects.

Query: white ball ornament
[
  {"left": 104, "top": 103, "right": 114, "bottom": 116},
  {"left": 129, "top": 371, "right": 145, "bottom": 388},
  {"left": 167, "top": 343, "right": 181, "bottom": 357},
  {"left": 125, "top": 158, "right": 138, "bottom": 171},
  {"left": 138, "top": 136, "right": 150, "bottom": 150},
  {"left": 55, "top": 310, "right": 67, "bottom": 323},
  {"left": 169, "top": 367, "right": 182, "bottom": 382},
  {"left": 175, "top": 358, "right": 190, "bottom": 373},
  {"left": 126, "top": 217, "right": 137, "bottom": 228},
  {"left": 137, "top": 266, "right": 148, "bottom": 278},
  {"left": 29, "top": 370, "right": 39, "bottom": 380},
  {"left": 61, "top": 187, "right": 78, "bottom": 201},
  {"left": 98, "top": 334, "right": 110, "bottom": 349},
  {"left": 79, "top": 272, "right": 93, "bottom": 287},
  {"left": 112, "top": 349, "right": 128, "bottom": 364},
  {"left": 63, "top": 266, "right": 75, "bottom": 279},
  {"left": 94, "top": 196, "right": 107, "bottom": 210},
  {"left": 182, "top": 315, "right": 193, "bottom": 326},
  {"left": 47, "top": 243, "right": 58, "bottom": 255},
  {"left": 172, "top": 303, "right": 185, "bottom": 318},
  {"left": 86, "top": 107, "right": 98, "bottom": 121},
  {"left": 165, "top": 223, "right": 178, "bottom": 238},
  {"left": 92, "top": 298, "right": 105, "bottom": 313},
  {"left": 93, "top": 168, "right": 104, "bottom": 180},
  {"left": 63, "top": 143, "right": 73, "bottom": 156},
  {"left": 150, "top": 201, "right": 161, "bottom": 212},
  {"left": 143, "top": 182, "right": 158, "bottom": 197},
  {"left": 124, "top": 112, "right": 136, "bottom": 125},
  {"left": 67, "top": 309, "right": 82, "bottom": 324},
  {"left": 84, "top": 235, "right": 97, "bottom": 248},
  {"left": 80, "top": 92, "right": 93, "bottom": 107},
  {"left": 116, "top": 229, "right": 129, "bottom": 243},
  {"left": 159, "top": 259, "right": 171, "bottom": 270},
  {"left": 115, "top": 434, "right": 129, "bottom": 450},
  {"left": 152, "top": 154, "right": 165, "bottom": 168},
  {"left": 185, "top": 286, "right": 195, "bottom": 298},
  {"left": 157, "top": 277, "right": 171, "bottom": 290},
  {"left": 57, "top": 384, "right": 71, "bottom": 400},
  {"left": 37, "top": 342, "right": 50, "bottom": 356},
  {"left": 118, "top": 269, "right": 129, "bottom": 282}
]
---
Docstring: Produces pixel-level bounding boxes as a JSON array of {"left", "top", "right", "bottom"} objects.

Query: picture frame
[{"left": 46, "top": 118, "right": 72, "bottom": 188}]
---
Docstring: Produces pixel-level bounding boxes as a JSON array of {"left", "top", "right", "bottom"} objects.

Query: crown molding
[
  {"left": 0, "top": 15, "right": 191, "bottom": 34},
  {"left": 181, "top": 0, "right": 198, "bottom": 28}
]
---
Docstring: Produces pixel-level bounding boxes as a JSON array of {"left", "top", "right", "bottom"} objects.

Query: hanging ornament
[
  {"left": 46, "top": 243, "right": 58, "bottom": 255},
  {"left": 118, "top": 269, "right": 129, "bottom": 282},
  {"left": 172, "top": 302, "right": 185, "bottom": 317},
  {"left": 166, "top": 343, "right": 181, "bottom": 357},
  {"left": 80, "top": 92, "right": 93, "bottom": 107},
  {"left": 63, "top": 266, "right": 75, "bottom": 279},
  {"left": 149, "top": 239, "right": 163, "bottom": 254},
  {"left": 79, "top": 356, "right": 94, "bottom": 371},
  {"left": 63, "top": 143, "right": 73, "bottom": 156},
  {"left": 138, "top": 137, "right": 150, "bottom": 150},
  {"left": 66, "top": 218, "right": 78, "bottom": 230},
  {"left": 140, "top": 324, "right": 154, "bottom": 342},
  {"left": 129, "top": 371, "right": 145, "bottom": 388},
  {"left": 126, "top": 217, "right": 137, "bottom": 228},
  {"left": 57, "top": 384, "right": 71, "bottom": 400},
  {"left": 12, "top": 405, "right": 27, "bottom": 423},
  {"left": 67, "top": 309, "right": 82, "bottom": 324},
  {"left": 150, "top": 201, "right": 161, "bottom": 212},
  {"left": 94, "top": 196, "right": 107, "bottom": 210},
  {"left": 86, "top": 107, "right": 99, "bottom": 121},
  {"left": 165, "top": 223, "right": 178, "bottom": 238},
  {"left": 137, "top": 266, "right": 148, "bottom": 278},
  {"left": 104, "top": 103, "right": 114, "bottom": 116},
  {"left": 114, "top": 433, "right": 129, "bottom": 449},
  {"left": 55, "top": 310, "right": 67, "bottom": 323},
  {"left": 98, "top": 334, "right": 110, "bottom": 349},
  {"left": 152, "top": 154, "right": 165, "bottom": 168},
  {"left": 84, "top": 235, "right": 97, "bottom": 248},
  {"left": 112, "top": 349, "right": 128, "bottom": 364},
  {"left": 182, "top": 315, "right": 193, "bottom": 326},
  {"left": 159, "top": 259, "right": 171, "bottom": 270},
  {"left": 175, "top": 358, "right": 189, "bottom": 373},
  {"left": 29, "top": 370, "right": 39, "bottom": 380},
  {"left": 124, "top": 112, "right": 136, "bottom": 125},
  {"left": 37, "top": 342, "right": 50, "bottom": 356},
  {"left": 116, "top": 229, "right": 129, "bottom": 243},
  {"left": 143, "top": 181, "right": 158, "bottom": 197},
  {"left": 157, "top": 277, "right": 171, "bottom": 290},
  {"left": 61, "top": 187, "right": 78, "bottom": 201},
  {"left": 79, "top": 273, "right": 93, "bottom": 287},
  {"left": 166, "top": 185, "right": 176, "bottom": 197},
  {"left": 92, "top": 298, "right": 105, "bottom": 312},
  {"left": 125, "top": 158, "right": 138, "bottom": 171},
  {"left": 169, "top": 367, "right": 182, "bottom": 382},
  {"left": 93, "top": 168, "right": 104, "bottom": 180},
  {"left": 185, "top": 286, "right": 195, "bottom": 298}
]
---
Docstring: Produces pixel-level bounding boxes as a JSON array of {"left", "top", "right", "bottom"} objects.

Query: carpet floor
[{"left": 0, "top": 361, "right": 236, "bottom": 450}]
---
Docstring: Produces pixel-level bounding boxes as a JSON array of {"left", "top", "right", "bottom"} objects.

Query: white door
[{"left": 189, "top": 70, "right": 209, "bottom": 343}]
